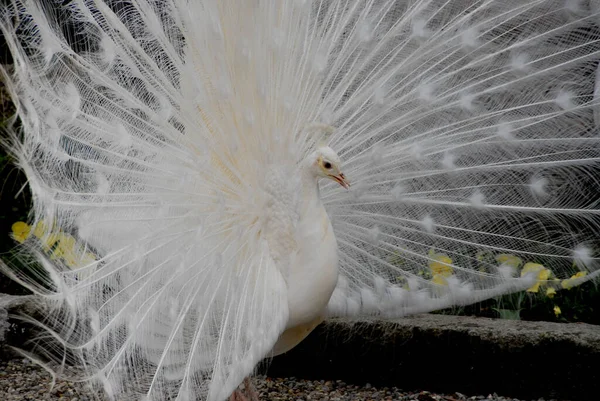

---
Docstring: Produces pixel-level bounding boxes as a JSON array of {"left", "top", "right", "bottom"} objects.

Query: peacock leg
[
  {"left": 229, "top": 390, "right": 248, "bottom": 401},
  {"left": 243, "top": 377, "right": 259, "bottom": 401},
  {"left": 229, "top": 377, "right": 259, "bottom": 401}
]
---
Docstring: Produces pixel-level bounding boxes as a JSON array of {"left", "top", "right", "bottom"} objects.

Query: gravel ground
[{"left": 0, "top": 358, "right": 560, "bottom": 401}]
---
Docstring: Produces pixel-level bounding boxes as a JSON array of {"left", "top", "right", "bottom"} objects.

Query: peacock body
[{"left": 0, "top": 0, "right": 599, "bottom": 400}]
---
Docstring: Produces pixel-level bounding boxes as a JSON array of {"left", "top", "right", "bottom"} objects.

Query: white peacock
[{"left": 0, "top": 1, "right": 599, "bottom": 400}]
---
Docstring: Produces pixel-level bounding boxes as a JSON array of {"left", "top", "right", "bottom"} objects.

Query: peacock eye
[{"left": 323, "top": 161, "right": 332, "bottom": 169}]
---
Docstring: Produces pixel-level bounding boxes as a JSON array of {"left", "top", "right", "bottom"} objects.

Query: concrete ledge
[{"left": 266, "top": 314, "right": 600, "bottom": 401}]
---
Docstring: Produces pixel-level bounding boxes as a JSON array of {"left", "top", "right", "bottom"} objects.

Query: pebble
[{"left": 0, "top": 358, "right": 557, "bottom": 401}]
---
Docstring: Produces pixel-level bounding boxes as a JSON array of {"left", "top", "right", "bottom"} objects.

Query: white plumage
[{"left": 1, "top": 0, "right": 599, "bottom": 400}]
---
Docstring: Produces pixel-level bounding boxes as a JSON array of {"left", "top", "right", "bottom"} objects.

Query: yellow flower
[
  {"left": 521, "top": 262, "right": 551, "bottom": 293},
  {"left": 29, "top": 220, "right": 61, "bottom": 250},
  {"left": 561, "top": 271, "right": 587, "bottom": 290},
  {"left": 32, "top": 220, "right": 48, "bottom": 238},
  {"left": 50, "top": 234, "right": 98, "bottom": 270},
  {"left": 11, "top": 221, "right": 31, "bottom": 243},
  {"left": 51, "top": 233, "right": 78, "bottom": 263},
  {"left": 496, "top": 254, "right": 522, "bottom": 268},
  {"left": 554, "top": 305, "right": 561, "bottom": 317},
  {"left": 432, "top": 274, "right": 448, "bottom": 286},
  {"left": 476, "top": 251, "right": 490, "bottom": 262},
  {"left": 42, "top": 234, "right": 61, "bottom": 251},
  {"left": 429, "top": 251, "right": 453, "bottom": 277},
  {"left": 12, "top": 218, "right": 97, "bottom": 274},
  {"left": 546, "top": 287, "right": 556, "bottom": 298}
]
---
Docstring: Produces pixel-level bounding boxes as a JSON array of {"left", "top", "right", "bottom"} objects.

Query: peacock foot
[
  {"left": 228, "top": 390, "right": 247, "bottom": 401},
  {"left": 229, "top": 377, "right": 259, "bottom": 401}
]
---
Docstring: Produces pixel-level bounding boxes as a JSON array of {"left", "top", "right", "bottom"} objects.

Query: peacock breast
[{"left": 284, "top": 203, "right": 339, "bottom": 330}]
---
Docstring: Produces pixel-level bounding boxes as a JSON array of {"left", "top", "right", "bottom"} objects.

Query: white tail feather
[{"left": 1, "top": 0, "right": 599, "bottom": 400}]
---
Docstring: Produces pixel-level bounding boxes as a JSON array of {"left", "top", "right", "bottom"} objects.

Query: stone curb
[
  {"left": 2, "top": 313, "right": 598, "bottom": 400},
  {"left": 266, "top": 314, "right": 600, "bottom": 401}
]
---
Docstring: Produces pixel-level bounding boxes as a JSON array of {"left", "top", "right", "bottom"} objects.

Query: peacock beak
[{"left": 330, "top": 173, "right": 350, "bottom": 189}]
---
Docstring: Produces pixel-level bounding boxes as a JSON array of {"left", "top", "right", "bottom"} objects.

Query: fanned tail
[{"left": 319, "top": 0, "right": 600, "bottom": 317}]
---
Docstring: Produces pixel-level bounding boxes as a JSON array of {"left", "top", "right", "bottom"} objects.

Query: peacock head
[{"left": 310, "top": 146, "right": 350, "bottom": 189}]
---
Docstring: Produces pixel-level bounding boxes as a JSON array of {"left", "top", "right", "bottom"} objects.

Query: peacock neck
[{"left": 300, "top": 156, "right": 323, "bottom": 212}]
